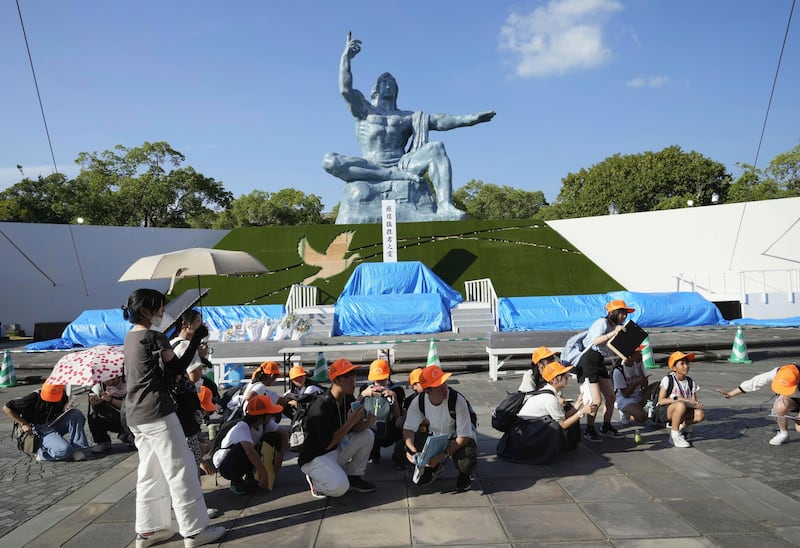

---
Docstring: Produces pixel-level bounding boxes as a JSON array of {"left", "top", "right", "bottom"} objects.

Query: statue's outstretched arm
[
  {"left": 339, "top": 32, "right": 369, "bottom": 119},
  {"left": 429, "top": 110, "right": 496, "bottom": 132}
]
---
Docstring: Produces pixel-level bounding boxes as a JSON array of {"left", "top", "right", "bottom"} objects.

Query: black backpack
[
  {"left": 417, "top": 388, "right": 478, "bottom": 428},
  {"left": 491, "top": 388, "right": 555, "bottom": 432},
  {"left": 209, "top": 418, "right": 244, "bottom": 460},
  {"left": 647, "top": 373, "right": 694, "bottom": 423},
  {"left": 289, "top": 391, "right": 328, "bottom": 452}
]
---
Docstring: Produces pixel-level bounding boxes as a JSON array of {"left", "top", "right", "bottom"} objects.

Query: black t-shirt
[
  {"left": 297, "top": 390, "right": 356, "bottom": 467},
  {"left": 6, "top": 391, "right": 67, "bottom": 426}
]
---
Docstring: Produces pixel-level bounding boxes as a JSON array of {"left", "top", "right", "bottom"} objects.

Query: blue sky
[{"left": 2, "top": 0, "right": 798, "bottom": 212}]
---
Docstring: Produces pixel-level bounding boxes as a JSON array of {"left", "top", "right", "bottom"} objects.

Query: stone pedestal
[{"left": 336, "top": 179, "right": 464, "bottom": 224}]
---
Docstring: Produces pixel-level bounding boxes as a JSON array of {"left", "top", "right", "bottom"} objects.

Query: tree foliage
[
  {"left": 453, "top": 180, "right": 548, "bottom": 219},
  {"left": 552, "top": 146, "right": 731, "bottom": 218},
  {"left": 215, "top": 188, "right": 326, "bottom": 227},
  {"left": 0, "top": 173, "right": 78, "bottom": 223},
  {"left": 727, "top": 143, "right": 800, "bottom": 203},
  {"left": 73, "top": 141, "right": 232, "bottom": 227}
]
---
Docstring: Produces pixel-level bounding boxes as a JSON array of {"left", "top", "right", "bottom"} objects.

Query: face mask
[{"left": 150, "top": 314, "right": 162, "bottom": 329}]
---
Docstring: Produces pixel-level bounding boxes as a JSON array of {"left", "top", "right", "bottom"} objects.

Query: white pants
[
  {"left": 300, "top": 428, "right": 374, "bottom": 497},
  {"left": 130, "top": 413, "right": 209, "bottom": 537}
]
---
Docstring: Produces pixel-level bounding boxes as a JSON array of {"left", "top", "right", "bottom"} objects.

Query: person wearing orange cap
[
  {"left": 212, "top": 395, "right": 284, "bottom": 495},
  {"left": 4, "top": 382, "right": 94, "bottom": 462},
  {"left": 283, "top": 365, "right": 323, "bottom": 420},
  {"left": 717, "top": 362, "right": 800, "bottom": 445},
  {"left": 519, "top": 346, "right": 561, "bottom": 393},
  {"left": 575, "top": 299, "right": 634, "bottom": 442},
  {"left": 499, "top": 361, "right": 594, "bottom": 463},
  {"left": 611, "top": 346, "right": 650, "bottom": 425},
  {"left": 403, "top": 365, "right": 477, "bottom": 492},
  {"left": 358, "top": 359, "right": 405, "bottom": 464},
  {"left": 655, "top": 351, "right": 705, "bottom": 448},
  {"left": 298, "top": 358, "right": 377, "bottom": 497},
  {"left": 391, "top": 368, "right": 427, "bottom": 470}
]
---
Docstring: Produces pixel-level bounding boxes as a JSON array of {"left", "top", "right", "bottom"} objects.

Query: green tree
[
  {"left": 453, "top": 180, "right": 548, "bottom": 219},
  {"left": 728, "top": 143, "right": 800, "bottom": 202},
  {"left": 215, "top": 188, "right": 325, "bottom": 227},
  {"left": 74, "top": 141, "right": 232, "bottom": 227},
  {"left": 553, "top": 146, "right": 731, "bottom": 218},
  {"left": 0, "top": 173, "right": 79, "bottom": 223}
]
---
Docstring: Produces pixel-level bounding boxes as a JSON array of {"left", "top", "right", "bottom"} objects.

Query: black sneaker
[
  {"left": 347, "top": 476, "right": 376, "bottom": 493},
  {"left": 417, "top": 463, "right": 444, "bottom": 486},
  {"left": 584, "top": 428, "right": 602, "bottom": 443},
  {"left": 600, "top": 424, "right": 624, "bottom": 438},
  {"left": 455, "top": 473, "right": 472, "bottom": 492}
]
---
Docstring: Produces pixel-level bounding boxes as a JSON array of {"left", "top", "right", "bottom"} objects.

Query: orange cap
[
  {"left": 246, "top": 394, "right": 283, "bottom": 416},
  {"left": 40, "top": 383, "right": 64, "bottom": 403},
  {"left": 408, "top": 367, "right": 423, "bottom": 385},
  {"left": 419, "top": 365, "right": 451, "bottom": 389},
  {"left": 198, "top": 386, "right": 216, "bottom": 412},
  {"left": 541, "top": 361, "right": 575, "bottom": 382},
  {"left": 531, "top": 346, "right": 559, "bottom": 364},
  {"left": 329, "top": 358, "right": 358, "bottom": 381},
  {"left": 606, "top": 299, "right": 635, "bottom": 314},
  {"left": 259, "top": 361, "right": 280, "bottom": 375},
  {"left": 771, "top": 364, "right": 800, "bottom": 396},
  {"left": 668, "top": 351, "right": 695, "bottom": 369},
  {"left": 368, "top": 359, "right": 391, "bottom": 381},
  {"left": 289, "top": 365, "right": 308, "bottom": 380}
]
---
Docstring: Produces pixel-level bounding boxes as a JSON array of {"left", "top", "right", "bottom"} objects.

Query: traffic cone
[
  {"left": 310, "top": 351, "right": 329, "bottom": 382},
  {"left": 641, "top": 337, "right": 659, "bottom": 369},
  {"left": 727, "top": 327, "right": 752, "bottom": 364},
  {"left": 0, "top": 349, "right": 17, "bottom": 388},
  {"left": 426, "top": 339, "right": 439, "bottom": 367}
]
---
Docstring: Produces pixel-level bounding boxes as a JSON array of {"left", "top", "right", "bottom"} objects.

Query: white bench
[{"left": 486, "top": 345, "right": 563, "bottom": 381}]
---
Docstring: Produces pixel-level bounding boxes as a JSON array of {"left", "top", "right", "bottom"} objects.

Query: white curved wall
[
  {"left": 548, "top": 197, "right": 800, "bottom": 319},
  {"left": 0, "top": 223, "right": 228, "bottom": 334}
]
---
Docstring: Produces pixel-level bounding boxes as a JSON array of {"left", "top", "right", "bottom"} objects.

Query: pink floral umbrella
[{"left": 47, "top": 345, "right": 125, "bottom": 386}]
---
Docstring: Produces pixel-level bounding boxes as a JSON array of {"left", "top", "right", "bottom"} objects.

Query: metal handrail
[
  {"left": 286, "top": 284, "right": 318, "bottom": 313},
  {"left": 464, "top": 278, "right": 499, "bottom": 329},
  {"left": 674, "top": 269, "right": 800, "bottom": 303}
]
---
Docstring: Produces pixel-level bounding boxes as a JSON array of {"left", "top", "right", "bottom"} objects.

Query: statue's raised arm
[
  {"left": 430, "top": 110, "right": 496, "bottom": 131},
  {"left": 339, "top": 32, "right": 369, "bottom": 119}
]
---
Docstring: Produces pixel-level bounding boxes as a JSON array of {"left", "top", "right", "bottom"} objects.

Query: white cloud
[
  {"left": 499, "top": 0, "right": 623, "bottom": 78},
  {"left": 626, "top": 75, "right": 669, "bottom": 88}
]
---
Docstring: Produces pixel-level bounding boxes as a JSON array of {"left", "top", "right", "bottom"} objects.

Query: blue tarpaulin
[
  {"left": 498, "top": 291, "right": 725, "bottom": 331},
  {"left": 333, "top": 262, "right": 462, "bottom": 336},
  {"left": 334, "top": 294, "right": 452, "bottom": 336},
  {"left": 29, "top": 304, "right": 286, "bottom": 350}
]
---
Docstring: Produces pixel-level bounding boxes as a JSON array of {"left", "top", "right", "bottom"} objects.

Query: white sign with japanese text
[{"left": 381, "top": 200, "right": 397, "bottom": 263}]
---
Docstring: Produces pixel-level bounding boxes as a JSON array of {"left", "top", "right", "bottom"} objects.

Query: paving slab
[
  {"left": 581, "top": 500, "right": 700, "bottom": 539},
  {"left": 495, "top": 503, "right": 605, "bottom": 543}
]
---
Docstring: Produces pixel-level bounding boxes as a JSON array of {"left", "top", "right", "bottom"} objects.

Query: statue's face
[{"left": 371, "top": 72, "right": 398, "bottom": 104}]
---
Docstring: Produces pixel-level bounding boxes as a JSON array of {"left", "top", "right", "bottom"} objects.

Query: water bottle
[
  {"left": 634, "top": 428, "right": 642, "bottom": 444},
  {"left": 645, "top": 400, "right": 654, "bottom": 420}
]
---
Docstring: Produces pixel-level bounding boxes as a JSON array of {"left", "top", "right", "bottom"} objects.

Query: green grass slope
[{"left": 173, "top": 219, "right": 622, "bottom": 306}]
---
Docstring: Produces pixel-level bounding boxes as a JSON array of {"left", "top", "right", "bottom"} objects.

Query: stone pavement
[{"left": 1, "top": 328, "right": 799, "bottom": 547}]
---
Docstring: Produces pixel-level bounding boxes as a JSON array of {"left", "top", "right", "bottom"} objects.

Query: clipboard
[
  {"left": 607, "top": 320, "right": 648, "bottom": 360},
  {"left": 411, "top": 434, "right": 449, "bottom": 484}
]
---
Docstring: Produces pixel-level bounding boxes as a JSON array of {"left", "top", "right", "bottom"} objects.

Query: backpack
[
  {"left": 647, "top": 373, "right": 694, "bottom": 423},
  {"left": 288, "top": 391, "right": 327, "bottom": 452},
  {"left": 417, "top": 388, "right": 478, "bottom": 428},
  {"left": 491, "top": 388, "right": 555, "bottom": 432},
  {"left": 209, "top": 418, "right": 244, "bottom": 460}
]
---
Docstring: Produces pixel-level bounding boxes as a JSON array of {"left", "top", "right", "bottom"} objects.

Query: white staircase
[
  {"left": 450, "top": 301, "right": 496, "bottom": 334},
  {"left": 293, "top": 305, "right": 336, "bottom": 337}
]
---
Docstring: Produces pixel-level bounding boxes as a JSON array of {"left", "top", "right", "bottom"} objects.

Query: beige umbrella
[{"left": 118, "top": 247, "right": 268, "bottom": 296}]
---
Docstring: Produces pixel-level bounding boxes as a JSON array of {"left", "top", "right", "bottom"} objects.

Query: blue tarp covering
[
  {"left": 340, "top": 262, "right": 463, "bottom": 309},
  {"left": 728, "top": 316, "right": 800, "bottom": 327},
  {"left": 333, "top": 262, "right": 462, "bottom": 336},
  {"left": 30, "top": 304, "right": 287, "bottom": 350},
  {"left": 498, "top": 291, "right": 726, "bottom": 331},
  {"left": 334, "top": 294, "right": 452, "bottom": 336},
  {"left": 197, "top": 305, "right": 285, "bottom": 333}
]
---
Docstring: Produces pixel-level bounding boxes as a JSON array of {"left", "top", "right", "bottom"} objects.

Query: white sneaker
[
  {"left": 184, "top": 525, "right": 226, "bottom": 547},
  {"left": 305, "top": 474, "right": 326, "bottom": 499},
  {"left": 669, "top": 431, "right": 690, "bottom": 448},
  {"left": 769, "top": 430, "right": 789, "bottom": 446},
  {"left": 135, "top": 528, "right": 174, "bottom": 548}
]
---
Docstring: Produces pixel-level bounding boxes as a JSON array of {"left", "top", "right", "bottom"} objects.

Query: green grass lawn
[{"left": 172, "top": 218, "right": 622, "bottom": 306}]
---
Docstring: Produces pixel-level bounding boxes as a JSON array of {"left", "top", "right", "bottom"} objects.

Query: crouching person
[
  {"left": 498, "top": 362, "right": 593, "bottom": 464},
  {"left": 656, "top": 351, "right": 705, "bottom": 448},
  {"left": 403, "top": 366, "right": 477, "bottom": 492},
  {"left": 298, "top": 359, "right": 376, "bottom": 498},
  {"left": 212, "top": 395, "right": 284, "bottom": 495}
]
